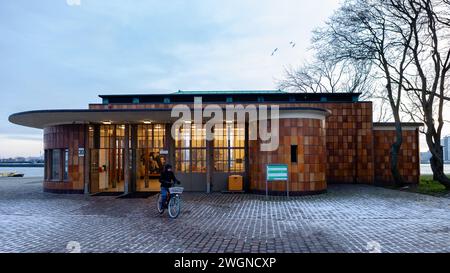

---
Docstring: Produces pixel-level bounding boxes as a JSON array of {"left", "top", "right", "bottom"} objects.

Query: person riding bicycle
[{"left": 159, "top": 164, "right": 180, "bottom": 209}]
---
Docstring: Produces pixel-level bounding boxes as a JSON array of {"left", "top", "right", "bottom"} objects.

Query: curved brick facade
[
  {"left": 249, "top": 117, "right": 327, "bottom": 195},
  {"left": 10, "top": 91, "right": 422, "bottom": 195},
  {"left": 43, "top": 125, "right": 87, "bottom": 193}
]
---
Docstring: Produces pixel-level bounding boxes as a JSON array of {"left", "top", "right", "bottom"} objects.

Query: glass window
[
  {"left": 44, "top": 150, "right": 49, "bottom": 180},
  {"left": 175, "top": 149, "right": 190, "bottom": 173},
  {"left": 138, "top": 125, "right": 151, "bottom": 148},
  {"left": 100, "top": 125, "right": 114, "bottom": 148},
  {"left": 88, "top": 126, "right": 96, "bottom": 149},
  {"left": 291, "top": 145, "right": 298, "bottom": 163},
  {"left": 136, "top": 124, "right": 167, "bottom": 190},
  {"left": 214, "top": 148, "right": 229, "bottom": 172},
  {"left": 64, "top": 149, "right": 69, "bottom": 180},
  {"left": 116, "top": 125, "right": 125, "bottom": 148},
  {"left": 214, "top": 123, "right": 245, "bottom": 173},
  {"left": 175, "top": 124, "right": 206, "bottom": 173},
  {"left": 98, "top": 125, "right": 127, "bottom": 190},
  {"left": 153, "top": 124, "right": 165, "bottom": 148},
  {"left": 51, "top": 149, "right": 61, "bottom": 180},
  {"left": 138, "top": 124, "right": 165, "bottom": 148}
]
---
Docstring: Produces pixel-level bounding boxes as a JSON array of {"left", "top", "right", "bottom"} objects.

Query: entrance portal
[
  {"left": 89, "top": 125, "right": 126, "bottom": 193},
  {"left": 135, "top": 124, "right": 167, "bottom": 192}
]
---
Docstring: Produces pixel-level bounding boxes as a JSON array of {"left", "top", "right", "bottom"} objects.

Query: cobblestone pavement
[{"left": 0, "top": 177, "right": 449, "bottom": 253}]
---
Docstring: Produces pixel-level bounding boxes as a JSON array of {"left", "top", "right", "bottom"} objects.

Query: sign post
[{"left": 266, "top": 164, "right": 289, "bottom": 199}]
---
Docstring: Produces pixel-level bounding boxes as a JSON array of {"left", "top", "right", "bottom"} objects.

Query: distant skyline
[{"left": 0, "top": 0, "right": 448, "bottom": 157}]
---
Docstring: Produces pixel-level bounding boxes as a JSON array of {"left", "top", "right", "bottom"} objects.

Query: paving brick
[{"left": 0, "top": 177, "right": 449, "bottom": 253}]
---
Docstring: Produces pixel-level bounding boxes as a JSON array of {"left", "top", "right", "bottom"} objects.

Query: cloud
[
  {"left": 139, "top": 0, "right": 340, "bottom": 91},
  {"left": 0, "top": 134, "right": 42, "bottom": 158},
  {"left": 0, "top": 134, "right": 42, "bottom": 141},
  {"left": 0, "top": 0, "right": 343, "bottom": 156},
  {"left": 66, "top": 0, "right": 81, "bottom": 6}
]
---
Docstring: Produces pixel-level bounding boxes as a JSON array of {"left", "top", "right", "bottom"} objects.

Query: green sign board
[
  {"left": 266, "top": 164, "right": 288, "bottom": 181},
  {"left": 265, "top": 164, "right": 289, "bottom": 198}
]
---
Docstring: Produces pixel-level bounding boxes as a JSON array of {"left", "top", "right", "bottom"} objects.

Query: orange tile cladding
[
  {"left": 373, "top": 129, "right": 420, "bottom": 185},
  {"left": 61, "top": 100, "right": 420, "bottom": 193},
  {"left": 44, "top": 125, "right": 87, "bottom": 191},
  {"left": 248, "top": 118, "right": 327, "bottom": 194}
]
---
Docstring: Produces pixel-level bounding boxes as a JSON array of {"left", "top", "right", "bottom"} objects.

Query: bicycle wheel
[
  {"left": 156, "top": 193, "right": 164, "bottom": 214},
  {"left": 168, "top": 195, "right": 181, "bottom": 219}
]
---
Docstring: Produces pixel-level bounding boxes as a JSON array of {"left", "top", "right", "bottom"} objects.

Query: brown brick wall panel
[
  {"left": 373, "top": 129, "right": 420, "bottom": 185},
  {"left": 43, "top": 124, "right": 86, "bottom": 191},
  {"left": 45, "top": 100, "right": 423, "bottom": 194},
  {"left": 94, "top": 101, "right": 375, "bottom": 184},
  {"left": 249, "top": 118, "right": 327, "bottom": 195}
]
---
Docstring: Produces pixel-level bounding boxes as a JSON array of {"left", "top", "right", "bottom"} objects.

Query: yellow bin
[{"left": 228, "top": 175, "right": 243, "bottom": 191}]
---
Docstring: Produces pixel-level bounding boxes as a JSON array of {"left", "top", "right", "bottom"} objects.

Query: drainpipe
[
  {"left": 131, "top": 124, "right": 137, "bottom": 192},
  {"left": 353, "top": 104, "right": 359, "bottom": 184},
  {"left": 83, "top": 124, "right": 90, "bottom": 195},
  {"left": 206, "top": 139, "right": 213, "bottom": 193},
  {"left": 123, "top": 124, "right": 131, "bottom": 194},
  {"left": 244, "top": 122, "right": 250, "bottom": 192}
]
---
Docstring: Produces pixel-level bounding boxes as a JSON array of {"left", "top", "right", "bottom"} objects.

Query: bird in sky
[
  {"left": 271, "top": 48, "right": 278, "bottom": 56},
  {"left": 290, "top": 41, "right": 296, "bottom": 48}
]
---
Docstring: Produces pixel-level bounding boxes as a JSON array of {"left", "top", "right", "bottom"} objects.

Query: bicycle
[{"left": 156, "top": 183, "right": 184, "bottom": 218}]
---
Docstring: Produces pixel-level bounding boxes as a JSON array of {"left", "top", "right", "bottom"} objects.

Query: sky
[{"left": 0, "top": 0, "right": 446, "bottom": 158}]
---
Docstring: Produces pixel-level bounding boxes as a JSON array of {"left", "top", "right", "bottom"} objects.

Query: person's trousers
[{"left": 160, "top": 187, "right": 169, "bottom": 207}]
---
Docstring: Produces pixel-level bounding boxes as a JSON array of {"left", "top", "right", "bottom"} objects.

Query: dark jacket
[{"left": 159, "top": 171, "right": 178, "bottom": 188}]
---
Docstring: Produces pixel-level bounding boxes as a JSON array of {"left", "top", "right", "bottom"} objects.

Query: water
[
  {"left": 0, "top": 165, "right": 448, "bottom": 178},
  {"left": 420, "top": 164, "right": 450, "bottom": 175},
  {"left": 0, "top": 167, "right": 44, "bottom": 177}
]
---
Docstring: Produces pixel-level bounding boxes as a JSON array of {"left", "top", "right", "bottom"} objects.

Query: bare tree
[
  {"left": 278, "top": 57, "right": 374, "bottom": 99},
  {"left": 374, "top": 90, "right": 394, "bottom": 122},
  {"left": 312, "top": 0, "right": 417, "bottom": 186},
  {"left": 394, "top": 0, "right": 450, "bottom": 188}
]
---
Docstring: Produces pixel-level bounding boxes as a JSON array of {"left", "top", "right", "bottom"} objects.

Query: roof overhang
[
  {"left": 9, "top": 107, "right": 330, "bottom": 129},
  {"left": 9, "top": 109, "right": 174, "bottom": 129},
  {"left": 98, "top": 91, "right": 362, "bottom": 104},
  {"left": 373, "top": 122, "right": 423, "bottom": 131}
]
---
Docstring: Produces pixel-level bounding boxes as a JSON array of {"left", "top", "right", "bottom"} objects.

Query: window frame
[
  {"left": 291, "top": 145, "right": 298, "bottom": 163},
  {"left": 213, "top": 123, "right": 245, "bottom": 173},
  {"left": 49, "top": 149, "right": 63, "bottom": 181},
  {"left": 174, "top": 124, "right": 207, "bottom": 173},
  {"left": 63, "top": 148, "right": 69, "bottom": 181}
]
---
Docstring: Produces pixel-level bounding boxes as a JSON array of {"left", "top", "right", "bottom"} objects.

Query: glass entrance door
[
  {"left": 89, "top": 125, "right": 126, "bottom": 193},
  {"left": 136, "top": 124, "right": 167, "bottom": 192},
  {"left": 90, "top": 149, "right": 100, "bottom": 194},
  {"left": 174, "top": 123, "right": 207, "bottom": 191},
  {"left": 212, "top": 123, "right": 246, "bottom": 191}
]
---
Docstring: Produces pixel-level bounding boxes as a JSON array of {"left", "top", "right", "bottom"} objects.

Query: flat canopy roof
[
  {"left": 373, "top": 122, "right": 423, "bottom": 127},
  {"left": 98, "top": 90, "right": 361, "bottom": 104},
  {"left": 373, "top": 122, "right": 423, "bottom": 130},
  {"left": 9, "top": 107, "right": 330, "bottom": 129}
]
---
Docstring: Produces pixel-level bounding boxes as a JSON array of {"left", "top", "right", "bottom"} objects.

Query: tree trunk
[
  {"left": 432, "top": 145, "right": 443, "bottom": 181},
  {"left": 391, "top": 120, "right": 405, "bottom": 187},
  {"left": 429, "top": 145, "right": 450, "bottom": 189}
]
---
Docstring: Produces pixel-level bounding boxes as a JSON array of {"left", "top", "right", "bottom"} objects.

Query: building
[
  {"left": 443, "top": 135, "right": 450, "bottom": 163},
  {"left": 9, "top": 90, "right": 422, "bottom": 195},
  {"left": 420, "top": 151, "right": 432, "bottom": 164}
]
